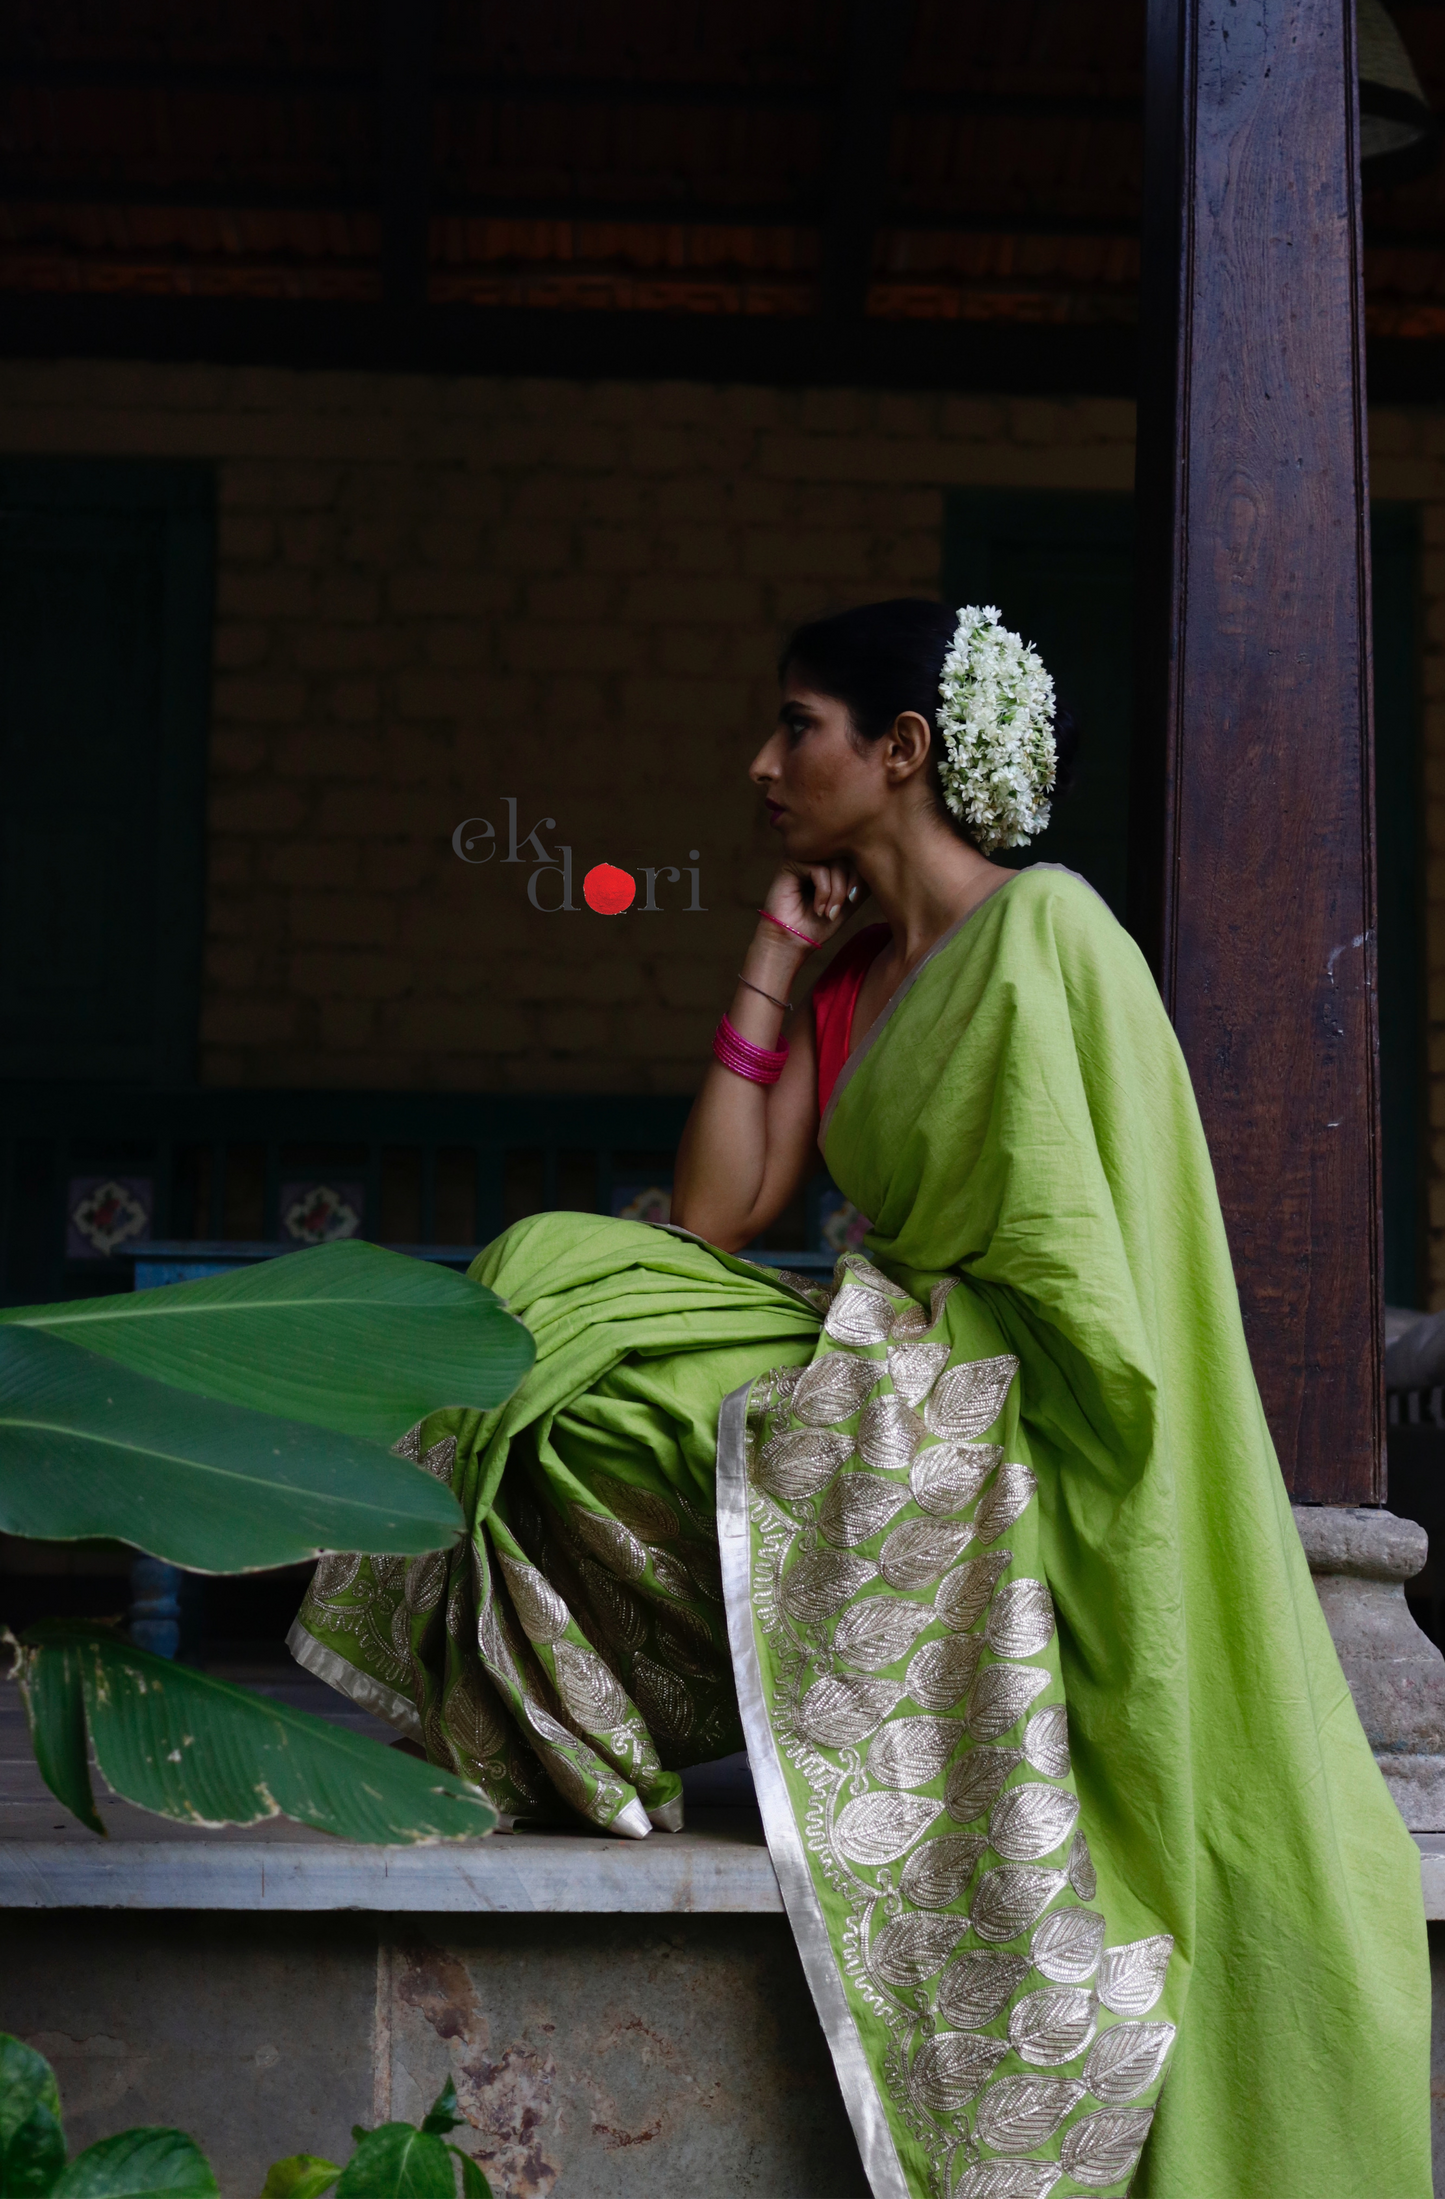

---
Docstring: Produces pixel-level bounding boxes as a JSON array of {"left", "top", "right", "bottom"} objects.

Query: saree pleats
[{"left": 290, "top": 1215, "right": 822, "bottom": 1832}]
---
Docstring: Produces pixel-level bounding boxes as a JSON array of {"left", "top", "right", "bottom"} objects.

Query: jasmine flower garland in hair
[{"left": 936, "top": 604, "right": 1057, "bottom": 854}]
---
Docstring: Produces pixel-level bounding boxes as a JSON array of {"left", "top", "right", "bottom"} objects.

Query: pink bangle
[
  {"left": 758, "top": 907, "right": 821, "bottom": 951},
  {"left": 713, "top": 1013, "right": 788, "bottom": 1086}
]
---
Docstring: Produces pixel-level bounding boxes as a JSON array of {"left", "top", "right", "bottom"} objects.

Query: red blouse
[{"left": 812, "top": 923, "right": 890, "bottom": 1116}]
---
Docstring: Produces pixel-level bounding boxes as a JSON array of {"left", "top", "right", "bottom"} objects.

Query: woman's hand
[{"left": 764, "top": 859, "right": 863, "bottom": 949}]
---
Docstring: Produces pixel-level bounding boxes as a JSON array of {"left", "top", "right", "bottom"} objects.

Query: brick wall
[
  {"left": 0, "top": 362, "right": 1135, "bottom": 1096},
  {"left": 3, "top": 364, "right": 1441, "bottom": 1293}
]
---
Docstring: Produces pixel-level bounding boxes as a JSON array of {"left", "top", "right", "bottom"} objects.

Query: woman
[{"left": 282, "top": 597, "right": 1431, "bottom": 2197}]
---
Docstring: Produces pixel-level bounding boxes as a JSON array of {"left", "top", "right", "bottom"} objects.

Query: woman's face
[{"left": 750, "top": 674, "right": 909, "bottom": 862}]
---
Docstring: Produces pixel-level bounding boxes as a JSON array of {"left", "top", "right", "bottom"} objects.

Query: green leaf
[
  {"left": 333, "top": 2129, "right": 454, "bottom": 2199},
  {"left": 0, "top": 2033, "right": 66, "bottom": 2199},
  {"left": 418, "top": 2082, "right": 463, "bottom": 2137},
  {"left": 50, "top": 2130, "right": 216, "bottom": 2199},
  {"left": 8, "top": 1632, "right": 103, "bottom": 1835},
  {"left": 444, "top": 2152, "right": 491, "bottom": 2199},
  {"left": 255, "top": 2156, "right": 341, "bottom": 2199},
  {"left": 17, "top": 1626, "right": 497, "bottom": 1844},
  {"left": 0, "top": 1326, "right": 465, "bottom": 1571},
  {"left": 0, "top": 1242, "right": 533, "bottom": 1444}
]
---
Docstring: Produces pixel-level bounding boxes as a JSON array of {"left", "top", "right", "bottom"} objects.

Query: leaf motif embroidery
[
  {"left": 1097, "top": 1934, "right": 1174, "bottom": 2018},
  {"left": 989, "top": 1780, "right": 1081, "bottom": 1862},
  {"left": 886, "top": 1340, "right": 951, "bottom": 1407},
  {"left": 936, "top": 1949, "right": 1030, "bottom": 2028},
  {"left": 570, "top": 1504, "right": 647, "bottom": 1582},
  {"left": 796, "top": 1675, "right": 904, "bottom": 1748},
  {"left": 832, "top": 1597, "right": 934, "bottom": 1672},
  {"left": 971, "top": 1863, "right": 1069, "bottom": 1943},
  {"left": 1008, "top": 1984, "right": 1098, "bottom": 2067},
  {"left": 1082, "top": 2021, "right": 1176, "bottom": 2104},
  {"left": 1068, "top": 1830, "right": 1098, "bottom": 1901},
  {"left": 593, "top": 1474, "right": 680, "bottom": 1544},
  {"left": 872, "top": 1912, "right": 967, "bottom": 1988},
  {"left": 1030, "top": 1906, "right": 1106, "bottom": 1985},
  {"left": 944, "top": 1744, "right": 1023, "bottom": 1822},
  {"left": 936, "top": 1550, "right": 1013, "bottom": 1632},
  {"left": 655, "top": 1604, "right": 723, "bottom": 1679},
  {"left": 578, "top": 1557, "right": 648, "bottom": 1651},
  {"left": 951, "top": 2159, "right": 1062, "bottom": 2199},
  {"left": 899, "top": 1831, "right": 987, "bottom": 1909},
  {"left": 910, "top": 1442, "right": 1002, "bottom": 1517},
  {"left": 985, "top": 1577, "right": 1056, "bottom": 1659},
  {"left": 867, "top": 1714, "right": 961, "bottom": 1790},
  {"left": 498, "top": 1557, "right": 570, "bottom": 1645},
  {"left": 825, "top": 1286, "right": 895, "bottom": 1347},
  {"left": 910, "top": 2031, "right": 1009, "bottom": 2114},
  {"left": 647, "top": 1547, "right": 697, "bottom": 1601},
  {"left": 838, "top": 1254, "right": 900, "bottom": 1297},
  {"left": 1059, "top": 2107, "right": 1154, "bottom": 2186},
  {"left": 887, "top": 1276, "right": 958, "bottom": 1341},
  {"left": 833, "top": 1790, "right": 942, "bottom": 1866},
  {"left": 781, "top": 1550, "right": 877, "bottom": 1625},
  {"left": 404, "top": 1550, "right": 448, "bottom": 1616},
  {"left": 975, "top": 1463, "right": 1039, "bottom": 1544},
  {"left": 906, "top": 1632, "right": 983, "bottom": 1711},
  {"left": 858, "top": 1395, "right": 927, "bottom": 1471},
  {"left": 552, "top": 1641, "right": 629, "bottom": 1730},
  {"left": 630, "top": 1654, "right": 695, "bottom": 1743},
  {"left": 754, "top": 1427, "right": 853, "bottom": 1502},
  {"left": 880, "top": 1517, "right": 974, "bottom": 1591},
  {"left": 975, "top": 2075, "right": 1087, "bottom": 2154},
  {"left": 1023, "top": 1703, "right": 1071, "bottom": 1779},
  {"left": 966, "top": 1661, "right": 1051, "bottom": 1741},
  {"left": 792, "top": 1351, "right": 880, "bottom": 1427},
  {"left": 924, "top": 1353, "right": 1019, "bottom": 1441},
  {"left": 819, "top": 1470, "right": 911, "bottom": 1549}
]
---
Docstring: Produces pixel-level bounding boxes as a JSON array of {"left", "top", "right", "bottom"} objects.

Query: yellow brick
[
  {"left": 290, "top": 893, "right": 398, "bottom": 947},
  {"left": 290, "top": 950, "right": 412, "bottom": 1000},
  {"left": 209, "top": 785, "right": 307, "bottom": 834},
  {"left": 213, "top": 677, "right": 307, "bottom": 724}
]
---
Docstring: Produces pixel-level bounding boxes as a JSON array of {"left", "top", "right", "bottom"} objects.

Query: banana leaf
[
  {"left": 0, "top": 1326, "right": 464, "bottom": 1570},
  {"left": 49, "top": 2130, "right": 217, "bottom": 2199},
  {"left": 0, "top": 2032, "right": 66, "bottom": 2198},
  {"left": 0, "top": 1242, "right": 533, "bottom": 1445},
  {"left": 11, "top": 1624, "right": 498, "bottom": 1844}
]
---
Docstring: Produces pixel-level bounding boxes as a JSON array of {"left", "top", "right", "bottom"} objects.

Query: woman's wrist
[{"left": 746, "top": 919, "right": 815, "bottom": 977}]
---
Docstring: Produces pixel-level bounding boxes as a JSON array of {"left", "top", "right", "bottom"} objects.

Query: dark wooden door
[{"left": 0, "top": 462, "right": 214, "bottom": 1084}]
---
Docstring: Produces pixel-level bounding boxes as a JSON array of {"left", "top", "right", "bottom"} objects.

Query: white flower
[{"left": 936, "top": 605, "right": 1057, "bottom": 854}]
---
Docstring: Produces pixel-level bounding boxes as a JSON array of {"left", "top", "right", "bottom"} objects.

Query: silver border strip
[
  {"left": 286, "top": 1619, "right": 425, "bottom": 1740},
  {"left": 716, "top": 1382, "right": 911, "bottom": 2199}
]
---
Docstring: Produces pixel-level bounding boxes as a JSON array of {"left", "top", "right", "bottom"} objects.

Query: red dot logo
[{"left": 583, "top": 862, "right": 636, "bottom": 915}]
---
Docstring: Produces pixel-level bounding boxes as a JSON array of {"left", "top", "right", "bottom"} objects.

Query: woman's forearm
[{"left": 671, "top": 920, "right": 815, "bottom": 1248}]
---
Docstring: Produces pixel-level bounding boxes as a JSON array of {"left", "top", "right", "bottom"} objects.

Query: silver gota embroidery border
[{"left": 731, "top": 1252, "right": 1177, "bottom": 2199}]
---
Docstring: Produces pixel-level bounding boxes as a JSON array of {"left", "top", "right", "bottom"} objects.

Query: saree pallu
[{"left": 290, "top": 866, "right": 1430, "bottom": 2198}]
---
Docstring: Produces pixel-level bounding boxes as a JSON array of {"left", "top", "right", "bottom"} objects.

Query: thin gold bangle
[{"left": 736, "top": 972, "right": 794, "bottom": 1013}]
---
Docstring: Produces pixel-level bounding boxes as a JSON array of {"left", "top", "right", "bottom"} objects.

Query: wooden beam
[
  {"left": 378, "top": 0, "right": 435, "bottom": 316},
  {"left": 820, "top": 0, "right": 918, "bottom": 320},
  {"left": 1131, "top": 0, "right": 1382, "bottom": 1503}
]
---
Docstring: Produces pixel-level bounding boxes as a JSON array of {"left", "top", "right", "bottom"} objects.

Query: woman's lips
[{"left": 765, "top": 801, "right": 785, "bottom": 824}]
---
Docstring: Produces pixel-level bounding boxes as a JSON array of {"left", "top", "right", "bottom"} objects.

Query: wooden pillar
[{"left": 1131, "top": 0, "right": 1383, "bottom": 1503}]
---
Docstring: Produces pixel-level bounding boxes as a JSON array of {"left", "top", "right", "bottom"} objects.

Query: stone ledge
[
  {"left": 1292, "top": 1503, "right": 1428, "bottom": 1581},
  {"left": 0, "top": 1817, "right": 787, "bottom": 1914}
]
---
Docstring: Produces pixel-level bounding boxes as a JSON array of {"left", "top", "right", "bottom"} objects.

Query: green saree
[{"left": 285, "top": 863, "right": 1428, "bottom": 2194}]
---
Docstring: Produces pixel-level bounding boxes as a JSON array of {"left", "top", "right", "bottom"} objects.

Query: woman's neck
[{"left": 854, "top": 824, "right": 1014, "bottom": 970}]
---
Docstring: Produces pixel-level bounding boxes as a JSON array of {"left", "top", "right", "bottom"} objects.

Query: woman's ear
[{"left": 884, "top": 710, "right": 933, "bottom": 785}]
